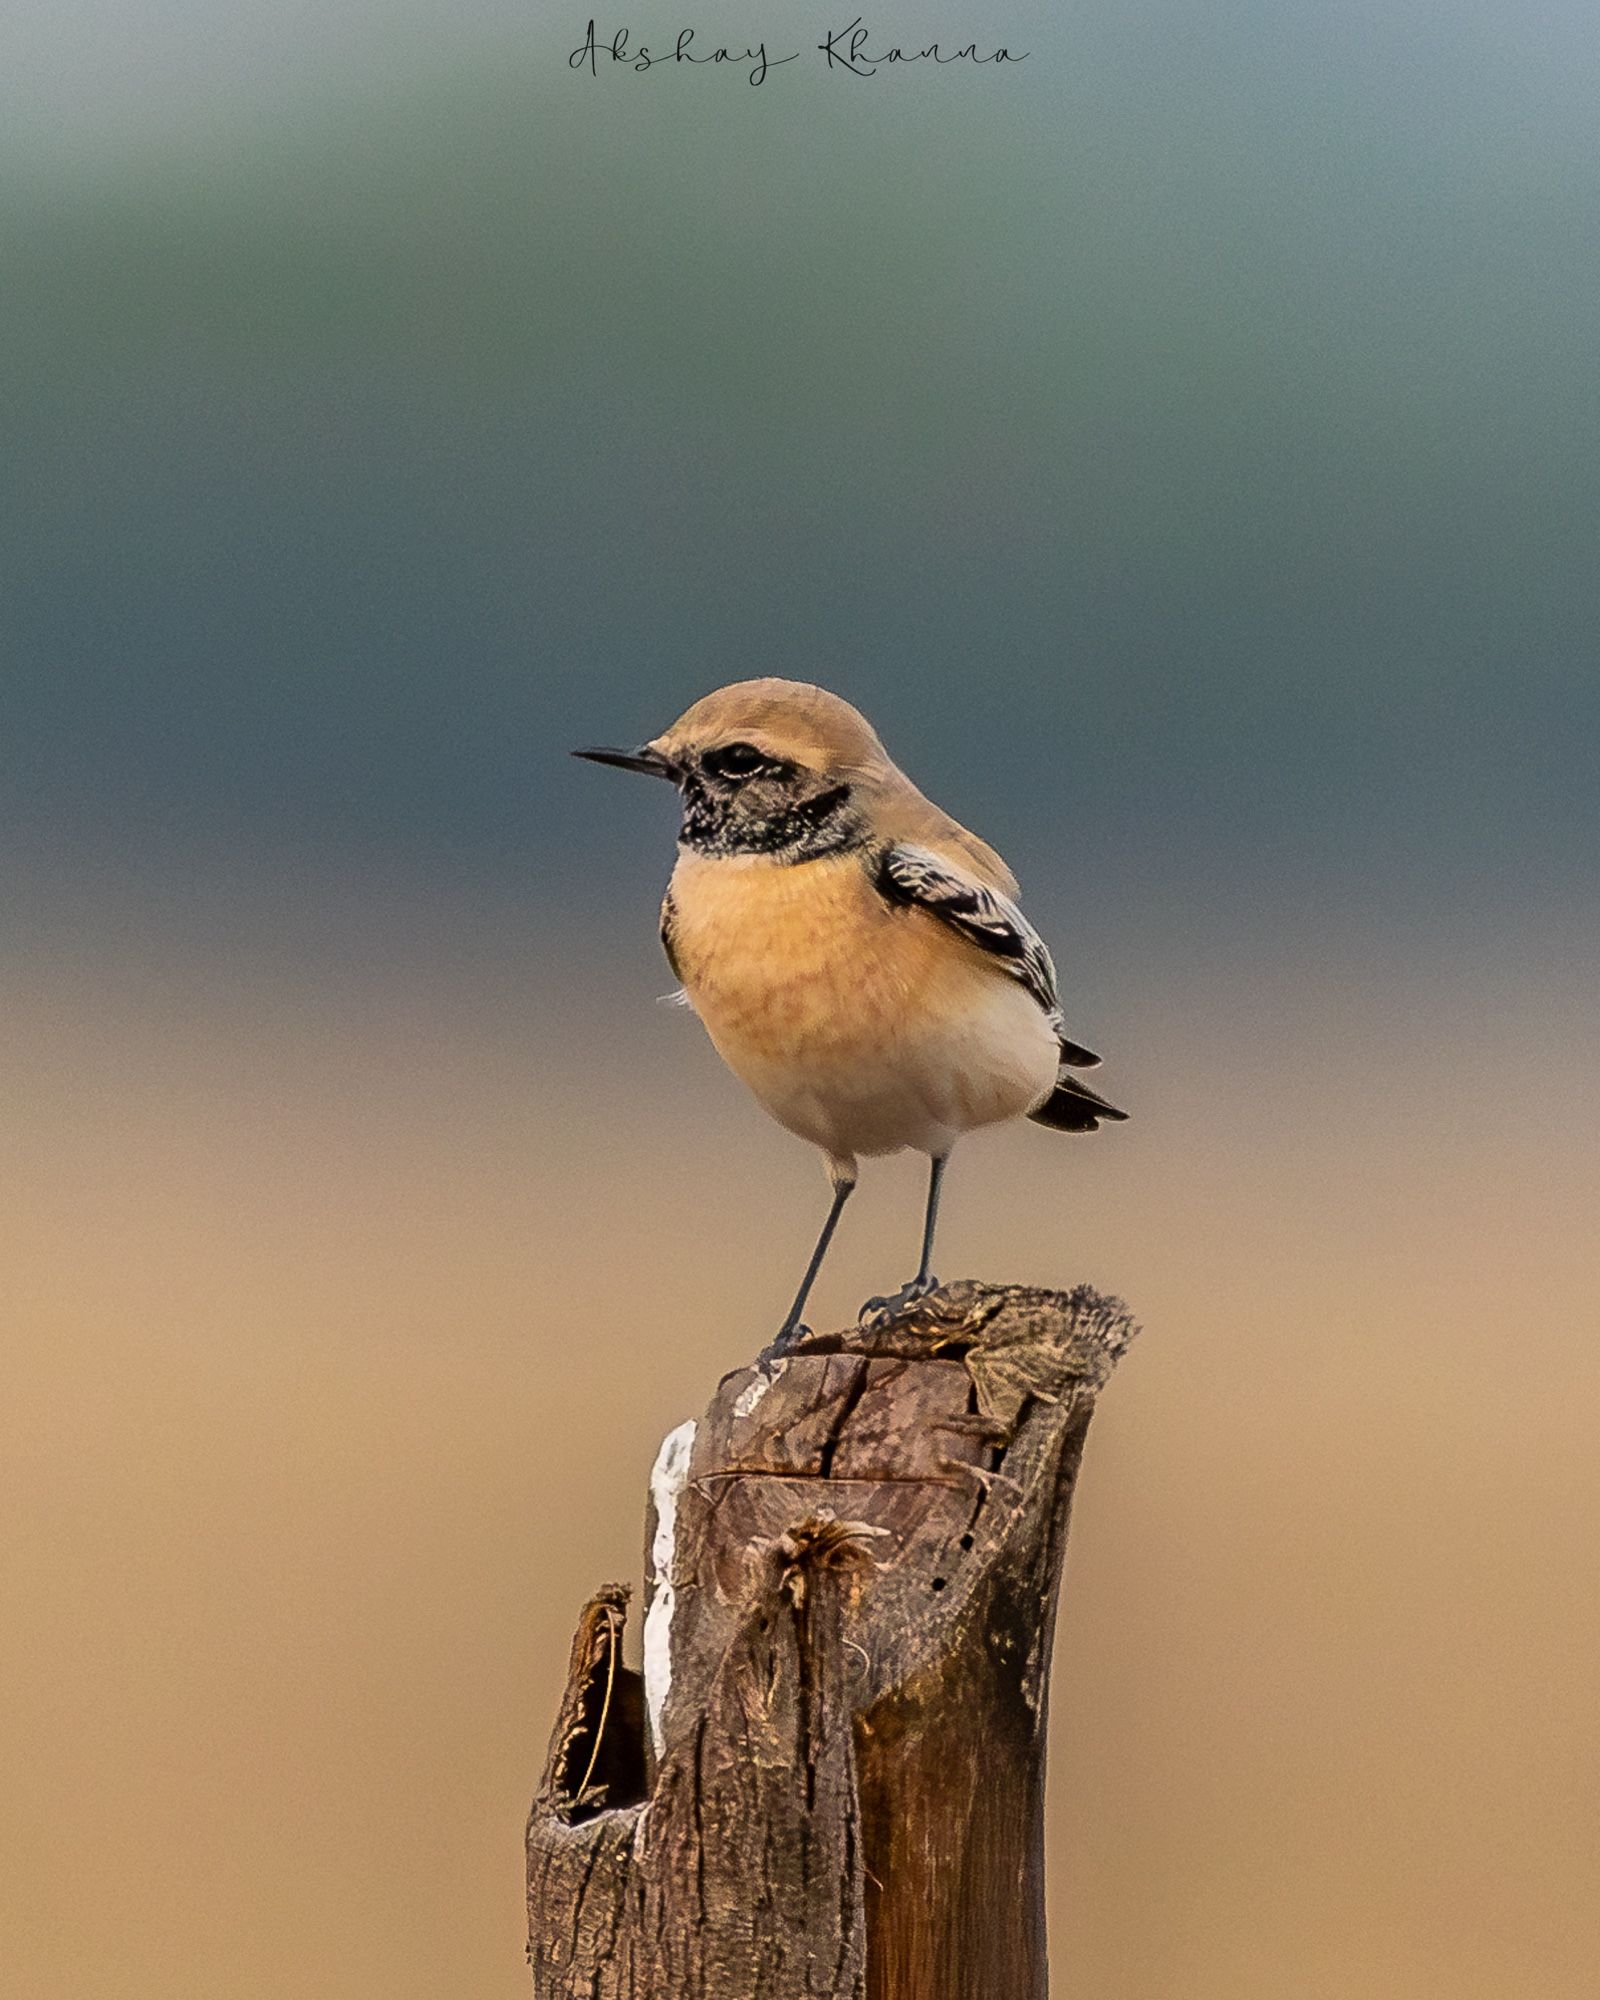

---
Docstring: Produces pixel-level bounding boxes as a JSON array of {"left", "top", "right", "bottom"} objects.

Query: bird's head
[{"left": 574, "top": 679, "right": 886, "bottom": 859}]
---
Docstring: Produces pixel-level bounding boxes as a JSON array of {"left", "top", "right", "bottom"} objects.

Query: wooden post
[{"left": 527, "top": 1280, "right": 1137, "bottom": 2000}]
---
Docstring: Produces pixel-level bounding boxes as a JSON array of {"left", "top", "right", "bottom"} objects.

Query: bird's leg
[
  {"left": 912, "top": 1151, "right": 947, "bottom": 1291},
  {"left": 860, "top": 1153, "right": 948, "bottom": 1325},
  {"left": 762, "top": 1170, "right": 857, "bottom": 1362}
]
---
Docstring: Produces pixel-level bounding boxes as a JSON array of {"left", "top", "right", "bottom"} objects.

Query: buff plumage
[{"left": 574, "top": 679, "right": 1125, "bottom": 1343}]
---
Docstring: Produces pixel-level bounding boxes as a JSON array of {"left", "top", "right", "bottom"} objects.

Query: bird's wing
[
  {"left": 659, "top": 889, "right": 684, "bottom": 982},
  {"left": 876, "top": 842, "right": 1126, "bottom": 1128},
  {"left": 875, "top": 842, "right": 1067, "bottom": 1034}
]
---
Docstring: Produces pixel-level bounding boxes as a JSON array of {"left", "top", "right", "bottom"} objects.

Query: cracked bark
[{"left": 526, "top": 1280, "right": 1137, "bottom": 2000}]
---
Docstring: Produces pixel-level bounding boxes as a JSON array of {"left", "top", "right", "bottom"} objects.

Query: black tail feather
[{"left": 1029, "top": 1071, "right": 1129, "bottom": 1132}]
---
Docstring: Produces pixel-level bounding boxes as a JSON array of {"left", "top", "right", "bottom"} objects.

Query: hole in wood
[{"left": 556, "top": 1608, "right": 648, "bottom": 1823}]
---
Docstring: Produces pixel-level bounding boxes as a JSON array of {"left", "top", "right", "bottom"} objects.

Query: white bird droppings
[
  {"left": 732, "top": 1362, "right": 783, "bottom": 1418},
  {"left": 643, "top": 1418, "right": 697, "bottom": 1758}
]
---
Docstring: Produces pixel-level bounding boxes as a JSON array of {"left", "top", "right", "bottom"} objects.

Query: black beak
[{"left": 570, "top": 744, "right": 677, "bottom": 780}]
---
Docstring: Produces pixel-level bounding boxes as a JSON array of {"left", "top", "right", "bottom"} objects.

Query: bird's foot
[
  {"left": 858, "top": 1275, "right": 941, "bottom": 1331},
  {"left": 756, "top": 1321, "right": 810, "bottom": 1371}
]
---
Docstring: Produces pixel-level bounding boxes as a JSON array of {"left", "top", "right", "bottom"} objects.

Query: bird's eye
[{"left": 703, "top": 741, "right": 769, "bottom": 779}]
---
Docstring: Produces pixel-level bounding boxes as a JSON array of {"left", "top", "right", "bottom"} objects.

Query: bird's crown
[{"left": 649, "top": 679, "right": 890, "bottom": 776}]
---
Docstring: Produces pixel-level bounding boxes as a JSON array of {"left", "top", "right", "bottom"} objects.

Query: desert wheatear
[{"left": 575, "top": 680, "right": 1125, "bottom": 1346}]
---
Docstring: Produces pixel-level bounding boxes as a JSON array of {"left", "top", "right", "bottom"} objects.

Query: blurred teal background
[
  {"left": 7, "top": 0, "right": 1597, "bottom": 922},
  {"left": 3, "top": 5, "right": 1597, "bottom": 1998}
]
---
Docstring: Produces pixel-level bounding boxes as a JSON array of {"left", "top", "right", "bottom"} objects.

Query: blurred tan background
[
  {"left": 5, "top": 864, "right": 1595, "bottom": 1998},
  {"left": 4, "top": 0, "right": 1599, "bottom": 1992}
]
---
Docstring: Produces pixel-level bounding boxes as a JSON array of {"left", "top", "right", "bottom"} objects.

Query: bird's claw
[
  {"left": 858, "top": 1275, "right": 941, "bottom": 1331},
  {"left": 757, "top": 1322, "right": 810, "bottom": 1370}
]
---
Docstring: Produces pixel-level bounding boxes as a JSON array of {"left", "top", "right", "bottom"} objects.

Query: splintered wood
[{"left": 527, "top": 1282, "right": 1137, "bottom": 2000}]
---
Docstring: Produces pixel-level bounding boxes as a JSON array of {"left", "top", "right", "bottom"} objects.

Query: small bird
[{"left": 574, "top": 680, "right": 1125, "bottom": 1347}]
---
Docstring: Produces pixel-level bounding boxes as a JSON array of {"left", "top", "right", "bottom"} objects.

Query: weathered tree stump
[{"left": 527, "top": 1280, "right": 1137, "bottom": 2000}]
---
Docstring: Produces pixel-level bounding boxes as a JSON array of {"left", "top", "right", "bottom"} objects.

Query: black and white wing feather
[
  {"left": 876, "top": 843, "right": 1064, "bottom": 1028},
  {"left": 875, "top": 843, "right": 1127, "bottom": 1130}
]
